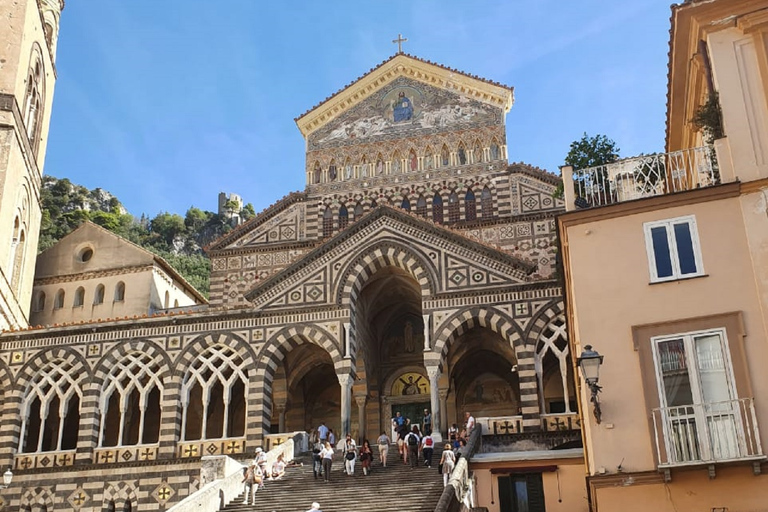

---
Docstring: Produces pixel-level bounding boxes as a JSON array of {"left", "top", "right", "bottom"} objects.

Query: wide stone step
[{"left": 226, "top": 445, "right": 446, "bottom": 512}]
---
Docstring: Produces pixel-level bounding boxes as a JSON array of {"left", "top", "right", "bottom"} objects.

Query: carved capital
[
  {"left": 274, "top": 401, "right": 287, "bottom": 413},
  {"left": 336, "top": 373, "right": 354, "bottom": 389},
  {"left": 354, "top": 395, "right": 368, "bottom": 408},
  {"left": 438, "top": 390, "right": 449, "bottom": 400},
  {"left": 426, "top": 365, "right": 441, "bottom": 381}
]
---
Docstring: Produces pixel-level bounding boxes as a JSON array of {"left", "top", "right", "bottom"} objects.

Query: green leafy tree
[
  {"left": 555, "top": 133, "right": 620, "bottom": 200},
  {"left": 149, "top": 212, "right": 187, "bottom": 248},
  {"left": 241, "top": 202, "right": 256, "bottom": 221}
]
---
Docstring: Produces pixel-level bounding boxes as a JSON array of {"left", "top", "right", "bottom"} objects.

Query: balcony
[
  {"left": 562, "top": 141, "right": 734, "bottom": 211},
  {"left": 652, "top": 398, "right": 765, "bottom": 476}
]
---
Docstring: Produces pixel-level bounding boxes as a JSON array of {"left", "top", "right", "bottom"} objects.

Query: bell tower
[{"left": 0, "top": 0, "right": 63, "bottom": 330}]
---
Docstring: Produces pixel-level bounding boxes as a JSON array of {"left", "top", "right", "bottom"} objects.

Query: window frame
[{"left": 643, "top": 215, "right": 705, "bottom": 283}]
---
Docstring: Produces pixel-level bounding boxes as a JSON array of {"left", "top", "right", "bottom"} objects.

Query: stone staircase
[{"left": 223, "top": 444, "right": 445, "bottom": 512}]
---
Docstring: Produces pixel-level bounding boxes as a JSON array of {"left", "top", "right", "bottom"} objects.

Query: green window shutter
[{"left": 526, "top": 473, "right": 546, "bottom": 512}]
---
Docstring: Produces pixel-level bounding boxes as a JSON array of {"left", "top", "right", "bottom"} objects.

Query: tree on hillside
[
  {"left": 150, "top": 212, "right": 186, "bottom": 248},
  {"left": 555, "top": 133, "right": 620, "bottom": 200}
]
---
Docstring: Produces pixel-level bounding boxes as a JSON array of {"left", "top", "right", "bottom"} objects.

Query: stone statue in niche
[
  {"left": 329, "top": 163, "right": 337, "bottom": 181},
  {"left": 345, "top": 164, "right": 353, "bottom": 180},
  {"left": 425, "top": 154, "right": 433, "bottom": 170},
  {"left": 409, "top": 153, "right": 418, "bottom": 172},
  {"left": 404, "top": 321, "right": 415, "bottom": 353},
  {"left": 393, "top": 158, "right": 401, "bottom": 174},
  {"left": 393, "top": 91, "right": 414, "bottom": 122},
  {"left": 491, "top": 144, "right": 500, "bottom": 160},
  {"left": 458, "top": 148, "right": 467, "bottom": 165},
  {"left": 376, "top": 159, "right": 384, "bottom": 175}
]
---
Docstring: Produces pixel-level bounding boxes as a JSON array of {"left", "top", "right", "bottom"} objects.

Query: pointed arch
[
  {"left": 338, "top": 204, "right": 349, "bottom": 230},
  {"left": 481, "top": 186, "right": 494, "bottom": 219},
  {"left": 322, "top": 206, "right": 333, "bottom": 238},
  {"left": 22, "top": 44, "right": 45, "bottom": 154},
  {"left": 401, "top": 196, "right": 411, "bottom": 212},
  {"left": 432, "top": 192, "right": 444, "bottom": 224},
  {"left": 465, "top": 188, "right": 477, "bottom": 221},
  {"left": 447, "top": 190, "right": 460, "bottom": 223},
  {"left": 490, "top": 138, "right": 501, "bottom": 160},
  {"left": 353, "top": 202, "right": 364, "bottom": 221},
  {"left": 416, "top": 194, "right": 427, "bottom": 218}
]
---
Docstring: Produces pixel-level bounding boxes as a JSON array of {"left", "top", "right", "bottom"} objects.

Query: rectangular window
[
  {"left": 498, "top": 473, "right": 545, "bottom": 512},
  {"left": 644, "top": 215, "right": 704, "bottom": 282},
  {"left": 652, "top": 329, "right": 746, "bottom": 463}
]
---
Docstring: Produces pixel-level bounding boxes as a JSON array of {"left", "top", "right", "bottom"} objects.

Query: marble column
[
  {"left": 275, "top": 401, "right": 287, "bottom": 433},
  {"left": 337, "top": 373, "right": 354, "bottom": 436},
  {"left": 439, "top": 389, "right": 449, "bottom": 439},
  {"left": 426, "top": 366, "right": 443, "bottom": 442},
  {"left": 354, "top": 395, "right": 367, "bottom": 442}
]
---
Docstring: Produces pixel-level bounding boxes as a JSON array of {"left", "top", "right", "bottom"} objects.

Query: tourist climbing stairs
[{"left": 224, "top": 444, "right": 446, "bottom": 512}]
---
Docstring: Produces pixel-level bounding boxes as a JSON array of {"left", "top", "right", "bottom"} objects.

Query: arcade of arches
[{"left": 266, "top": 264, "right": 574, "bottom": 441}]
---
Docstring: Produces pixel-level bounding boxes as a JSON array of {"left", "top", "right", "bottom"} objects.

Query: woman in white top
[
  {"left": 340, "top": 434, "right": 357, "bottom": 475},
  {"left": 376, "top": 431, "right": 390, "bottom": 467},
  {"left": 320, "top": 442, "right": 333, "bottom": 483},
  {"left": 439, "top": 443, "right": 456, "bottom": 487}
]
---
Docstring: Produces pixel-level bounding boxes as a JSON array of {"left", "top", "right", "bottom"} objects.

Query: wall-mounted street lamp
[
  {"left": 577, "top": 345, "right": 604, "bottom": 424},
  {"left": 0, "top": 468, "right": 12, "bottom": 489}
]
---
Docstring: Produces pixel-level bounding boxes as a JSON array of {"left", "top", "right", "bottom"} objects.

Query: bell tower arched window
[
  {"left": 22, "top": 48, "right": 45, "bottom": 154},
  {"left": 401, "top": 197, "right": 411, "bottom": 212},
  {"left": 353, "top": 202, "right": 364, "bottom": 221},
  {"left": 481, "top": 186, "right": 493, "bottom": 219},
  {"left": 416, "top": 195, "right": 427, "bottom": 218}
]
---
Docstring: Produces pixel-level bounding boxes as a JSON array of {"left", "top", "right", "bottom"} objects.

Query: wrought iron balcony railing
[
  {"left": 564, "top": 145, "right": 722, "bottom": 210},
  {"left": 652, "top": 397, "right": 764, "bottom": 468}
]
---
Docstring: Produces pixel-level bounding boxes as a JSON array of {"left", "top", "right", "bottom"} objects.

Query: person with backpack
[
  {"left": 340, "top": 433, "right": 357, "bottom": 476},
  {"left": 404, "top": 425, "right": 421, "bottom": 468},
  {"left": 312, "top": 443, "right": 323, "bottom": 479},
  {"left": 421, "top": 431, "right": 435, "bottom": 467}
]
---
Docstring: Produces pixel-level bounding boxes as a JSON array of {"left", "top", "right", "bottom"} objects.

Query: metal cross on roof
[{"left": 392, "top": 33, "right": 408, "bottom": 54}]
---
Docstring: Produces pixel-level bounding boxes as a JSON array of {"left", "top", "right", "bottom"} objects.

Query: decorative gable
[
  {"left": 246, "top": 208, "right": 535, "bottom": 311},
  {"left": 227, "top": 202, "right": 307, "bottom": 249}
]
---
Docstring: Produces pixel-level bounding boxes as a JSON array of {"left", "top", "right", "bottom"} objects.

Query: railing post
[{"left": 560, "top": 165, "right": 575, "bottom": 211}]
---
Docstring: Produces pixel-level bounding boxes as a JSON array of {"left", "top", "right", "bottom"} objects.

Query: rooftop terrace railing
[{"left": 562, "top": 141, "right": 735, "bottom": 211}]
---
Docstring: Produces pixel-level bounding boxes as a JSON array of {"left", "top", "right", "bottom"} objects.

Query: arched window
[
  {"left": 181, "top": 345, "right": 248, "bottom": 441},
  {"left": 416, "top": 195, "right": 427, "bottom": 218},
  {"left": 174, "top": 299, "right": 179, "bottom": 307},
  {"left": 432, "top": 193, "right": 444, "bottom": 224},
  {"left": 33, "top": 291, "right": 46, "bottom": 312},
  {"left": 409, "top": 150, "right": 418, "bottom": 172},
  {"left": 338, "top": 205, "right": 349, "bottom": 230},
  {"left": 22, "top": 49, "right": 44, "bottom": 153},
  {"left": 375, "top": 155, "right": 384, "bottom": 175},
  {"left": 465, "top": 189, "right": 477, "bottom": 221},
  {"left": 448, "top": 191, "right": 460, "bottom": 223},
  {"left": 10, "top": 221, "right": 26, "bottom": 291},
  {"left": 343, "top": 158, "right": 353, "bottom": 181},
  {"left": 401, "top": 197, "right": 411, "bottom": 212},
  {"left": 473, "top": 139, "right": 483, "bottom": 163},
  {"left": 54, "top": 289, "right": 65, "bottom": 309},
  {"left": 114, "top": 282, "right": 126, "bottom": 302},
  {"left": 99, "top": 352, "right": 163, "bottom": 447},
  {"left": 424, "top": 146, "right": 434, "bottom": 170},
  {"left": 20, "top": 360, "right": 82, "bottom": 453},
  {"left": 328, "top": 160, "right": 338, "bottom": 181},
  {"left": 164, "top": 291, "right": 170, "bottom": 309},
  {"left": 322, "top": 207, "right": 333, "bottom": 238},
  {"left": 481, "top": 186, "right": 493, "bottom": 219},
  {"left": 457, "top": 144, "right": 467, "bottom": 165},
  {"left": 353, "top": 202, "right": 364, "bottom": 221},
  {"left": 441, "top": 145, "right": 450, "bottom": 167},
  {"left": 94, "top": 284, "right": 105, "bottom": 305},
  {"left": 73, "top": 287, "right": 85, "bottom": 307},
  {"left": 360, "top": 156, "right": 369, "bottom": 178},
  {"left": 312, "top": 162, "right": 321, "bottom": 184},
  {"left": 490, "top": 140, "right": 501, "bottom": 160},
  {"left": 535, "top": 315, "right": 573, "bottom": 414},
  {"left": 391, "top": 151, "right": 402, "bottom": 174}
]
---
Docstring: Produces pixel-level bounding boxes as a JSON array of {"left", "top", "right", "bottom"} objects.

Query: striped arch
[
  {"left": 525, "top": 300, "right": 566, "bottom": 350},
  {"left": 19, "top": 487, "right": 54, "bottom": 512},
  {"left": 335, "top": 239, "right": 438, "bottom": 305},
  {"left": 251, "top": 324, "right": 343, "bottom": 440},
  {"left": 174, "top": 331, "right": 256, "bottom": 379},
  {"left": 433, "top": 306, "right": 543, "bottom": 430},
  {"left": 0, "top": 358, "right": 14, "bottom": 390},
  {"left": 432, "top": 307, "right": 522, "bottom": 364},
  {"left": 102, "top": 482, "right": 138, "bottom": 512},
  {"left": 16, "top": 346, "right": 90, "bottom": 393},
  {"left": 92, "top": 339, "right": 172, "bottom": 387}
]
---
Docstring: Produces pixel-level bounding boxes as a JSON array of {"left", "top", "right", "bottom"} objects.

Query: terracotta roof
[
  {"left": 294, "top": 53, "right": 514, "bottom": 122},
  {"left": 506, "top": 162, "right": 561, "bottom": 185},
  {"left": 244, "top": 205, "right": 537, "bottom": 302},
  {"left": 205, "top": 191, "right": 307, "bottom": 252}
]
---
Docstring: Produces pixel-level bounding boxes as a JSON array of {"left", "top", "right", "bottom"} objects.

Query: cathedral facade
[{"left": 0, "top": 8, "right": 572, "bottom": 509}]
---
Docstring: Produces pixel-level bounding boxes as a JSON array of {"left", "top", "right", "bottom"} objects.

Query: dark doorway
[{"left": 390, "top": 401, "right": 430, "bottom": 433}]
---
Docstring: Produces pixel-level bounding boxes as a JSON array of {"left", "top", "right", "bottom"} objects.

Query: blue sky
[{"left": 45, "top": 1, "right": 673, "bottom": 218}]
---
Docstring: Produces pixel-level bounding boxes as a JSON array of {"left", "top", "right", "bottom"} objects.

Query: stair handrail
[
  {"left": 166, "top": 431, "right": 307, "bottom": 512},
  {"left": 434, "top": 424, "right": 482, "bottom": 512}
]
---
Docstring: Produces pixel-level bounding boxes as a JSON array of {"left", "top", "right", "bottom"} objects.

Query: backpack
[
  {"left": 408, "top": 434, "right": 418, "bottom": 446},
  {"left": 425, "top": 437, "right": 433, "bottom": 448}
]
